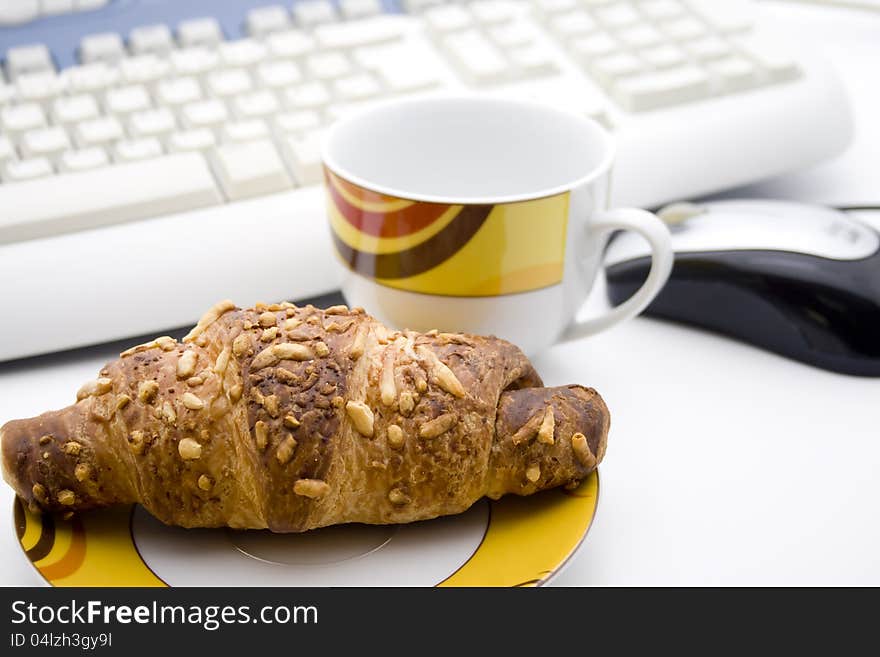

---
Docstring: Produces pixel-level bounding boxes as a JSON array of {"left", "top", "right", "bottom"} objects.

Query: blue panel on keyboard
[{"left": 0, "top": 0, "right": 404, "bottom": 69}]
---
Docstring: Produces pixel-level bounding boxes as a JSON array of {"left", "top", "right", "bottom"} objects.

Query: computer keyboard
[{"left": 0, "top": 0, "right": 852, "bottom": 360}]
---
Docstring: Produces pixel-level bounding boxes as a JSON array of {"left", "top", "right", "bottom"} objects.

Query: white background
[{"left": 2, "top": 1, "right": 880, "bottom": 586}]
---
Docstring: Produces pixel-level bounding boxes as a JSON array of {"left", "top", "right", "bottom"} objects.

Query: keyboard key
[
  {"left": 206, "top": 69, "right": 253, "bottom": 97},
  {"left": 16, "top": 71, "right": 67, "bottom": 103},
  {"left": 662, "top": 17, "right": 705, "bottom": 41},
  {"left": 684, "top": 36, "right": 731, "bottom": 61},
  {"left": 5, "top": 44, "right": 54, "bottom": 79},
  {"left": 593, "top": 4, "right": 640, "bottom": 28},
  {"left": 292, "top": 1, "right": 338, "bottom": 27},
  {"left": 266, "top": 30, "right": 317, "bottom": 58},
  {"left": 129, "top": 24, "right": 174, "bottom": 56},
  {"left": 211, "top": 139, "right": 293, "bottom": 200},
  {"left": 402, "top": 0, "right": 443, "bottom": 11},
  {"left": 246, "top": 5, "right": 291, "bottom": 37},
  {"left": 58, "top": 146, "right": 109, "bottom": 172},
  {"left": 441, "top": 30, "right": 510, "bottom": 84},
  {"left": 591, "top": 52, "right": 645, "bottom": 84},
  {"left": 306, "top": 52, "right": 352, "bottom": 80},
  {"left": 113, "top": 137, "right": 163, "bottom": 162},
  {"left": 274, "top": 110, "right": 323, "bottom": 135},
  {"left": 62, "top": 63, "right": 118, "bottom": 93},
  {"left": 613, "top": 65, "right": 710, "bottom": 111},
  {"left": 219, "top": 39, "right": 269, "bottom": 69},
  {"left": 177, "top": 17, "right": 223, "bottom": 48},
  {"left": 736, "top": 35, "right": 800, "bottom": 82},
  {"left": 470, "top": 1, "right": 516, "bottom": 25},
  {"left": 488, "top": 23, "right": 539, "bottom": 49},
  {"left": 709, "top": 56, "right": 758, "bottom": 92},
  {"left": 232, "top": 90, "right": 280, "bottom": 119},
  {"left": 570, "top": 33, "right": 618, "bottom": 63},
  {"left": 0, "top": 0, "right": 39, "bottom": 27},
  {"left": 533, "top": 0, "right": 578, "bottom": 19},
  {"left": 0, "top": 153, "right": 222, "bottom": 244},
  {"left": 282, "top": 131, "right": 325, "bottom": 184},
  {"left": 20, "top": 125, "right": 71, "bottom": 158},
  {"left": 3, "top": 157, "right": 52, "bottom": 182},
  {"left": 332, "top": 73, "right": 382, "bottom": 101},
  {"left": 364, "top": 46, "right": 443, "bottom": 92},
  {"left": 282, "top": 81, "right": 332, "bottom": 109},
  {"left": 639, "top": 0, "right": 685, "bottom": 20},
  {"left": 1, "top": 102, "right": 47, "bottom": 136},
  {"left": 222, "top": 119, "right": 271, "bottom": 142},
  {"left": 120, "top": 54, "right": 171, "bottom": 85},
  {"left": 80, "top": 33, "right": 126, "bottom": 64},
  {"left": 129, "top": 107, "right": 177, "bottom": 138},
  {"left": 617, "top": 24, "right": 664, "bottom": 49},
  {"left": 169, "top": 48, "right": 218, "bottom": 77},
  {"left": 509, "top": 44, "right": 560, "bottom": 78},
  {"left": 315, "top": 19, "right": 404, "bottom": 50},
  {"left": 425, "top": 5, "right": 473, "bottom": 33},
  {"left": 256, "top": 60, "right": 302, "bottom": 89},
  {"left": 548, "top": 10, "right": 597, "bottom": 40},
  {"left": 52, "top": 94, "right": 100, "bottom": 125},
  {"left": 156, "top": 76, "right": 202, "bottom": 106},
  {"left": 339, "top": 0, "right": 382, "bottom": 20},
  {"left": 639, "top": 44, "right": 686, "bottom": 68},
  {"left": 181, "top": 99, "right": 229, "bottom": 131},
  {"left": 168, "top": 128, "right": 216, "bottom": 153},
  {"left": 0, "top": 83, "right": 15, "bottom": 106},
  {"left": 105, "top": 84, "right": 151, "bottom": 115},
  {"left": 74, "top": 116, "right": 123, "bottom": 147}
]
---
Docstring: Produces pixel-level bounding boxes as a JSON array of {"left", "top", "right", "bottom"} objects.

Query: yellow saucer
[{"left": 14, "top": 471, "right": 598, "bottom": 587}]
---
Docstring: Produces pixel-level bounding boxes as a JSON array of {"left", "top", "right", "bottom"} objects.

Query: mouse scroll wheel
[{"left": 657, "top": 202, "right": 706, "bottom": 226}]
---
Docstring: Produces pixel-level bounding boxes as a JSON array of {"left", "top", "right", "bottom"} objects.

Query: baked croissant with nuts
[{"left": 1, "top": 301, "right": 609, "bottom": 532}]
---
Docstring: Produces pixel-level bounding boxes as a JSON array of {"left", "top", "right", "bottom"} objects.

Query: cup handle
[{"left": 562, "top": 207, "right": 673, "bottom": 341}]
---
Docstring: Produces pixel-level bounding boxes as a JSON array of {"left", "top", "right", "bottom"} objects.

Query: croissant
[{"left": 1, "top": 301, "right": 609, "bottom": 532}]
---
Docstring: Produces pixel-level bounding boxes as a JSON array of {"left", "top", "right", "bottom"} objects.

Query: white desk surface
[{"left": 3, "top": 2, "right": 880, "bottom": 587}]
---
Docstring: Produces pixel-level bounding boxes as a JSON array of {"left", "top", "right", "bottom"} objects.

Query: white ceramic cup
[{"left": 323, "top": 96, "right": 673, "bottom": 355}]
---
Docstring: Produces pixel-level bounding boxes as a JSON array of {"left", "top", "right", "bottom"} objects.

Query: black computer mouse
[{"left": 605, "top": 199, "right": 880, "bottom": 376}]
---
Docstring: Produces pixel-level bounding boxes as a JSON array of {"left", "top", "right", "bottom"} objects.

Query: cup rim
[{"left": 322, "top": 94, "right": 617, "bottom": 206}]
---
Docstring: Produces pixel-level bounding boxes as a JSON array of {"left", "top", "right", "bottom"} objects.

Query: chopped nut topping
[
  {"left": 261, "top": 327, "right": 279, "bottom": 342},
  {"left": 161, "top": 401, "right": 177, "bottom": 425},
  {"left": 39, "top": 435, "right": 52, "bottom": 445},
  {"left": 325, "top": 304, "right": 348, "bottom": 315},
  {"left": 537, "top": 407, "right": 555, "bottom": 445},
  {"left": 155, "top": 336, "right": 176, "bottom": 351},
  {"left": 380, "top": 349, "right": 396, "bottom": 406},
  {"left": 32, "top": 483, "right": 48, "bottom": 505},
  {"left": 177, "top": 350, "right": 198, "bottom": 379},
  {"left": 178, "top": 437, "right": 202, "bottom": 460},
  {"left": 564, "top": 479, "right": 582, "bottom": 491},
  {"left": 417, "top": 347, "right": 465, "bottom": 398},
  {"left": 75, "top": 463, "right": 91, "bottom": 482},
  {"left": 232, "top": 333, "right": 250, "bottom": 357},
  {"left": 42, "top": 451, "right": 49, "bottom": 459},
  {"left": 387, "top": 424, "right": 405, "bottom": 449},
  {"left": 262, "top": 394, "right": 280, "bottom": 417},
  {"left": 283, "top": 317, "right": 302, "bottom": 331},
  {"left": 349, "top": 323, "right": 367, "bottom": 359},
  {"left": 419, "top": 413, "right": 458, "bottom": 439},
  {"left": 571, "top": 432, "right": 596, "bottom": 468},
  {"left": 526, "top": 464, "right": 541, "bottom": 483},
  {"left": 57, "top": 490, "right": 76, "bottom": 506},
  {"left": 254, "top": 421, "right": 269, "bottom": 450},
  {"left": 511, "top": 411, "right": 544, "bottom": 446},
  {"left": 251, "top": 347, "right": 280, "bottom": 371},
  {"left": 294, "top": 479, "right": 330, "bottom": 498},
  {"left": 229, "top": 384, "right": 243, "bottom": 403},
  {"left": 283, "top": 414, "right": 300, "bottom": 429},
  {"left": 182, "top": 392, "right": 205, "bottom": 410},
  {"left": 62, "top": 441, "right": 82, "bottom": 456},
  {"left": 388, "top": 488, "right": 411, "bottom": 506},
  {"left": 195, "top": 334, "right": 208, "bottom": 347},
  {"left": 210, "top": 395, "right": 230, "bottom": 419},
  {"left": 183, "top": 299, "right": 236, "bottom": 343},
  {"left": 120, "top": 340, "right": 158, "bottom": 357},
  {"left": 346, "top": 401, "right": 374, "bottom": 437},
  {"left": 128, "top": 431, "right": 145, "bottom": 455},
  {"left": 214, "top": 346, "right": 231, "bottom": 375},
  {"left": 116, "top": 394, "right": 131, "bottom": 410},
  {"left": 186, "top": 377, "right": 203, "bottom": 387},
  {"left": 198, "top": 475, "right": 213, "bottom": 491},
  {"left": 314, "top": 341, "right": 330, "bottom": 357},
  {"left": 399, "top": 391, "right": 416, "bottom": 416},
  {"left": 274, "top": 343, "right": 313, "bottom": 361},
  {"left": 276, "top": 434, "right": 298, "bottom": 465},
  {"left": 325, "top": 319, "right": 353, "bottom": 332},
  {"left": 76, "top": 377, "right": 113, "bottom": 401},
  {"left": 138, "top": 380, "right": 159, "bottom": 403},
  {"left": 415, "top": 377, "right": 428, "bottom": 393},
  {"left": 259, "top": 311, "right": 277, "bottom": 327}
]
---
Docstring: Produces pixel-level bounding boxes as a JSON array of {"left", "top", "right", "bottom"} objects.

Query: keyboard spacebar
[{"left": 0, "top": 153, "right": 223, "bottom": 245}]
